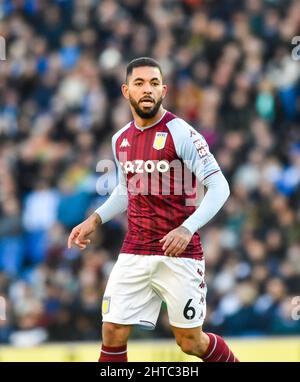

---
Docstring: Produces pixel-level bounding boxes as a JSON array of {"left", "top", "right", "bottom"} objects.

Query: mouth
[{"left": 140, "top": 98, "right": 155, "bottom": 107}]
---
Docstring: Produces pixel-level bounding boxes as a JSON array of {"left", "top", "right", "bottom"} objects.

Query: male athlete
[{"left": 68, "top": 57, "right": 239, "bottom": 362}]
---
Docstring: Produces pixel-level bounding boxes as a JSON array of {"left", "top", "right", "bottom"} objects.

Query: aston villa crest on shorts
[
  {"left": 102, "top": 296, "right": 111, "bottom": 314},
  {"left": 153, "top": 132, "right": 168, "bottom": 150}
]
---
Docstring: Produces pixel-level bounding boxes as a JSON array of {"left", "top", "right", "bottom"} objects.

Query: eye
[
  {"left": 135, "top": 82, "right": 143, "bottom": 86},
  {"left": 152, "top": 82, "right": 160, "bottom": 86}
]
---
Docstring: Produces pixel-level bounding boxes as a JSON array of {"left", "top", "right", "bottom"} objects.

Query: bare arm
[{"left": 67, "top": 212, "right": 101, "bottom": 250}]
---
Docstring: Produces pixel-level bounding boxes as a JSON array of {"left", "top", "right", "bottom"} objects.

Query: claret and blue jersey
[{"left": 112, "top": 110, "right": 221, "bottom": 259}]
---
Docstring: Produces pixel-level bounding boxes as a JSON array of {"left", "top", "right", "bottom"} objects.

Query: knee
[
  {"left": 103, "top": 322, "right": 122, "bottom": 336},
  {"left": 176, "top": 336, "right": 196, "bottom": 355},
  {"left": 102, "top": 322, "right": 130, "bottom": 346},
  {"left": 176, "top": 332, "right": 208, "bottom": 357}
]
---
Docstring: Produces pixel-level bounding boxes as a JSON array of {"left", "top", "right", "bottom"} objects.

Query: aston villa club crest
[
  {"left": 153, "top": 132, "right": 168, "bottom": 150},
  {"left": 102, "top": 296, "right": 111, "bottom": 314}
]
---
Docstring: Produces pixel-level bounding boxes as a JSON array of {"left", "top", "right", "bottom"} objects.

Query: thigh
[
  {"left": 102, "top": 254, "right": 162, "bottom": 329},
  {"left": 152, "top": 257, "right": 207, "bottom": 328}
]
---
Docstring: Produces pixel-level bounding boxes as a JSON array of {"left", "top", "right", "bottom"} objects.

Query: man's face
[{"left": 122, "top": 66, "right": 167, "bottom": 119}]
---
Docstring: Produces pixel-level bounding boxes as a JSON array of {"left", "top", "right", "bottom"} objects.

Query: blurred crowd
[{"left": 0, "top": 0, "right": 300, "bottom": 345}]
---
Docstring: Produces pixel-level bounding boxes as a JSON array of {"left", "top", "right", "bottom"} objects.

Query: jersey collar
[{"left": 134, "top": 110, "right": 167, "bottom": 131}]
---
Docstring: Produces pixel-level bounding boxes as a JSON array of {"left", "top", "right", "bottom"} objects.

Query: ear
[
  {"left": 162, "top": 84, "right": 168, "bottom": 99},
  {"left": 121, "top": 83, "right": 129, "bottom": 100}
]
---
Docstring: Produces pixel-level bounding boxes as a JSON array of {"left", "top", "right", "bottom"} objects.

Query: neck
[{"left": 132, "top": 106, "right": 166, "bottom": 129}]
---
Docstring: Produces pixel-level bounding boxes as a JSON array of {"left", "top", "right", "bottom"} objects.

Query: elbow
[
  {"left": 204, "top": 171, "right": 230, "bottom": 204},
  {"left": 218, "top": 174, "right": 230, "bottom": 204},
  {"left": 216, "top": 171, "right": 230, "bottom": 202},
  {"left": 225, "top": 178, "right": 230, "bottom": 201}
]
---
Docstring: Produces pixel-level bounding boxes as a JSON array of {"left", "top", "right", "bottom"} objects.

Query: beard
[{"left": 129, "top": 94, "right": 163, "bottom": 119}]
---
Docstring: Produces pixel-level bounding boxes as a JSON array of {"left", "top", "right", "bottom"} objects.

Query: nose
[{"left": 142, "top": 82, "right": 152, "bottom": 94}]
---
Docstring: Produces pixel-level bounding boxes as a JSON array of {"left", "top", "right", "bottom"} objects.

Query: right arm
[
  {"left": 68, "top": 133, "right": 128, "bottom": 250},
  {"left": 67, "top": 178, "right": 128, "bottom": 250},
  {"left": 95, "top": 130, "right": 128, "bottom": 222},
  {"left": 94, "top": 171, "right": 128, "bottom": 224}
]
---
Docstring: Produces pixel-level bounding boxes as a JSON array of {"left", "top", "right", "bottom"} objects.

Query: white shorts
[{"left": 102, "top": 254, "right": 207, "bottom": 329}]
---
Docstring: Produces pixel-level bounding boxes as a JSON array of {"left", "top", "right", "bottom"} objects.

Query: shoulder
[
  {"left": 166, "top": 117, "right": 209, "bottom": 158},
  {"left": 111, "top": 121, "right": 132, "bottom": 149},
  {"left": 111, "top": 122, "right": 132, "bottom": 158},
  {"left": 112, "top": 121, "right": 132, "bottom": 144},
  {"left": 166, "top": 117, "right": 205, "bottom": 141}
]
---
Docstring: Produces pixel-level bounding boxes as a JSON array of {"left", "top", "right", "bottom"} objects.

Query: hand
[
  {"left": 67, "top": 213, "right": 101, "bottom": 250},
  {"left": 159, "top": 226, "right": 192, "bottom": 257}
]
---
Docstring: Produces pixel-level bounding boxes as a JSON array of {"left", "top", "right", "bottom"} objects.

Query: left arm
[
  {"left": 181, "top": 170, "right": 230, "bottom": 235},
  {"left": 160, "top": 171, "right": 230, "bottom": 256},
  {"left": 160, "top": 119, "right": 230, "bottom": 256}
]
